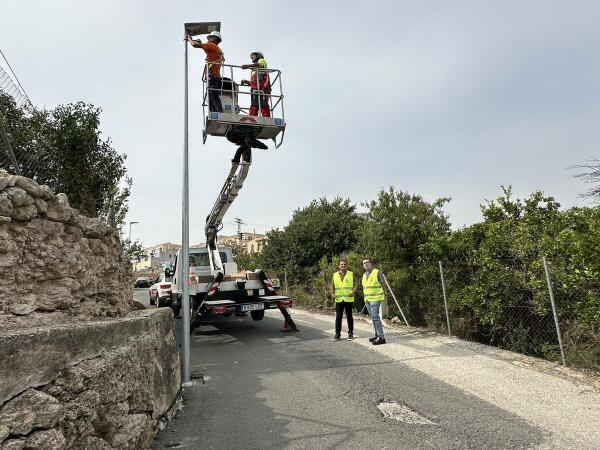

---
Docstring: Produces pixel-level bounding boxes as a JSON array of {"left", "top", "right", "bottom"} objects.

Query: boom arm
[{"left": 205, "top": 145, "right": 252, "bottom": 274}]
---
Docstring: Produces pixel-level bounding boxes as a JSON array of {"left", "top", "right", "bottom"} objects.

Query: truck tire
[{"left": 250, "top": 310, "right": 265, "bottom": 321}]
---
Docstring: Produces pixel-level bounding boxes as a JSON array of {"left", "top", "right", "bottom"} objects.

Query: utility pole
[{"left": 234, "top": 217, "right": 245, "bottom": 242}]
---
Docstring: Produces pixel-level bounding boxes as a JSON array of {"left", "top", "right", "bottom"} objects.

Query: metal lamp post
[
  {"left": 128, "top": 221, "right": 139, "bottom": 245},
  {"left": 181, "top": 21, "right": 221, "bottom": 385}
]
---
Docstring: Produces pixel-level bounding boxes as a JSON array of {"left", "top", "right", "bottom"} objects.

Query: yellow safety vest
[
  {"left": 333, "top": 271, "right": 354, "bottom": 303},
  {"left": 251, "top": 58, "right": 268, "bottom": 84},
  {"left": 362, "top": 269, "right": 384, "bottom": 302}
]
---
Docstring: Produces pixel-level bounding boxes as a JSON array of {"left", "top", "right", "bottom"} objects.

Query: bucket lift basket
[{"left": 201, "top": 63, "right": 286, "bottom": 148}]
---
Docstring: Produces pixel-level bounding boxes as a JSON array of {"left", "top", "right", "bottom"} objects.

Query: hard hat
[{"left": 208, "top": 31, "right": 222, "bottom": 42}]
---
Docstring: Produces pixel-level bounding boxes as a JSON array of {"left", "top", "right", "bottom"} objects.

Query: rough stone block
[
  {"left": 10, "top": 205, "right": 37, "bottom": 222},
  {"left": 0, "top": 194, "right": 12, "bottom": 217},
  {"left": 1, "top": 439, "right": 25, "bottom": 450},
  {"left": 33, "top": 199, "right": 47, "bottom": 215},
  {"left": 4, "top": 188, "right": 27, "bottom": 208},
  {"left": 24, "top": 429, "right": 66, "bottom": 450},
  {"left": 14, "top": 177, "right": 43, "bottom": 199},
  {"left": 8, "top": 305, "right": 35, "bottom": 316},
  {"left": 0, "top": 389, "right": 63, "bottom": 436},
  {"left": 39, "top": 186, "right": 55, "bottom": 202}
]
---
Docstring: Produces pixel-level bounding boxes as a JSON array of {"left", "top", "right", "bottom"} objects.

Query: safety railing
[{"left": 200, "top": 63, "right": 285, "bottom": 129}]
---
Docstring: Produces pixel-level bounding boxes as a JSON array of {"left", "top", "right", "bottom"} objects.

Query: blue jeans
[{"left": 366, "top": 301, "right": 384, "bottom": 338}]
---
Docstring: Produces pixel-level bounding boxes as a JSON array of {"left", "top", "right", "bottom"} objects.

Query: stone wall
[
  {"left": 0, "top": 309, "right": 181, "bottom": 449},
  {"left": 0, "top": 171, "right": 134, "bottom": 330},
  {"left": 0, "top": 173, "right": 181, "bottom": 449}
]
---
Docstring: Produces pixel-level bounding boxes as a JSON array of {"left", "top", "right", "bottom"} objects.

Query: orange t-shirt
[{"left": 200, "top": 42, "right": 223, "bottom": 77}]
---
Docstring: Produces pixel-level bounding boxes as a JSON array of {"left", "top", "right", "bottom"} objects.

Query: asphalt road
[
  {"left": 134, "top": 287, "right": 153, "bottom": 308},
  {"left": 134, "top": 290, "right": 600, "bottom": 449}
]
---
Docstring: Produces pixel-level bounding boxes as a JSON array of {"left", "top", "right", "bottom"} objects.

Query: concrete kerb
[{"left": 0, "top": 308, "right": 181, "bottom": 415}]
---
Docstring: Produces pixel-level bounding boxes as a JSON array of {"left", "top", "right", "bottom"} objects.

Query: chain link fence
[
  {"left": 400, "top": 256, "right": 599, "bottom": 372},
  {"left": 288, "top": 254, "right": 599, "bottom": 373},
  {"left": 0, "top": 57, "right": 52, "bottom": 178}
]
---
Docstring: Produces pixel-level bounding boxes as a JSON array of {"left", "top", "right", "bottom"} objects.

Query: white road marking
[{"left": 292, "top": 318, "right": 316, "bottom": 325}]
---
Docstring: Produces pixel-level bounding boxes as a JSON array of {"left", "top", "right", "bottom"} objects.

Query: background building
[
  {"left": 191, "top": 232, "right": 266, "bottom": 254},
  {"left": 133, "top": 242, "right": 181, "bottom": 272}
]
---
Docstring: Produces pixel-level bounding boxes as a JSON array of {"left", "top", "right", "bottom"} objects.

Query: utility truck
[{"left": 167, "top": 246, "right": 293, "bottom": 329}]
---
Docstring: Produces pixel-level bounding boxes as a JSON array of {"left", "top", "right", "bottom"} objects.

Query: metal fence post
[
  {"left": 543, "top": 257, "right": 566, "bottom": 365},
  {"left": 379, "top": 266, "right": 409, "bottom": 327},
  {"left": 438, "top": 261, "right": 451, "bottom": 335}
]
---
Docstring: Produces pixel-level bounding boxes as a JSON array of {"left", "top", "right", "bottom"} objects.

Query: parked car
[
  {"left": 134, "top": 277, "right": 152, "bottom": 288},
  {"left": 149, "top": 273, "right": 173, "bottom": 307}
]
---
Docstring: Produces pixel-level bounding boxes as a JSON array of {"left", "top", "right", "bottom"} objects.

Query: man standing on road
[
  {"left": 361, "top": 258, "right": 387, "bottom": 345},
  {"left": 332, "top": 259, "right": 357, "bottom": 341},
  {"left": 187, "top": 31, "right": 224, "bottom": 113}
]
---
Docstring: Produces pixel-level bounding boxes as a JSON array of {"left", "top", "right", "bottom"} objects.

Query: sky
[{"left": 2, "top": 0, "right": 599, "bottom": 247}]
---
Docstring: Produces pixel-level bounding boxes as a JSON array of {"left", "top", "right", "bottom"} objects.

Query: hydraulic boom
[{"left": 204, "top": 144, "right": 252, "bottom": 274}]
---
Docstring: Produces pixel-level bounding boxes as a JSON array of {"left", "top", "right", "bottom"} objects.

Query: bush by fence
[{"left": 290, "top": 253, "right": 599, "bottom": 372}]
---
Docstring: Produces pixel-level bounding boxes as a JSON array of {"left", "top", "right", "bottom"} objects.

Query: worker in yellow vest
[
  {"left": 331, "top": 259, "right": 357, "bottom": 341},
  {"left": 361, "top": 258, "right": 387, "bottom": 345}
]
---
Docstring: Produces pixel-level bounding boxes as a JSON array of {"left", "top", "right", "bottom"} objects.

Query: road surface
[{"left": 138, "top": 298, "right": 600, "bottom": 449}]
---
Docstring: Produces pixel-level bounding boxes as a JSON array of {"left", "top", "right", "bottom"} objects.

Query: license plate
[{"left": 241, "top": 303, "right": 264, "bottom": 312}]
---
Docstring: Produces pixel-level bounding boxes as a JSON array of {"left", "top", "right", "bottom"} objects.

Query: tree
[
  {"left": 257, "top": 197, "right": 362, "bottom": 280},
  {"left": 126, "top": 239, "right": 146, "bottom": 263},
  {"left": 358, "top": 187, "right": 451, "bottom": 266},
  {"left": 573, "top": 159, "right": 600, "bottom": 204},
  {"left": 0, "top": 93, "right": 129, "bottom": 224}
]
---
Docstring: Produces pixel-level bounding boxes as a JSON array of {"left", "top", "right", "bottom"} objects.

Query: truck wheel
[{"left": 250, "top": 310, "right": 265, "bottom": 321}]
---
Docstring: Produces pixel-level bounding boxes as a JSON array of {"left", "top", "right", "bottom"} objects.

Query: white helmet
[{"left": 208, "top": 31, "right": 222, "bottom": 42}]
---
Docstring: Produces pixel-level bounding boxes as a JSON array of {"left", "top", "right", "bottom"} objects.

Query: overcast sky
[{"left": 2, "top": 0, "right": 599, "bottom": 246}]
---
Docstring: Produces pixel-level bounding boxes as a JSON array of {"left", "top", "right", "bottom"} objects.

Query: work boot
[
  {"left": 369, "top": 336, "right": 378, "bottom": 342},
  {"left": 347, "top": 332, "right": 354, "bottom": 341},
  {"left": 372, "top": 337, "right": 386, "bottom": 345},
  {"left": 332, "top": 334, "right": 341, "bottom": 341}
]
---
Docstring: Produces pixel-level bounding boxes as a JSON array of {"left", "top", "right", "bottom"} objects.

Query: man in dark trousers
[
  {"left": 332, "top": 259, "right": 357, "bottom": 341},
  {"left": 187, "top": 31, "right": 224, "bottom": 113}
]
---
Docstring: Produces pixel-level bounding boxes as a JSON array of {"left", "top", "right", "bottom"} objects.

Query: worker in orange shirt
[
  {"left": 241, "top": 51, "right": 271, "bottom": 117},
  {"left": 187, "top": 31, "right": 224, "bottom": 113}
]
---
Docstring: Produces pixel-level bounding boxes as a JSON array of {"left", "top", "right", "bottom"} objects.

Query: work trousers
[
  {"left": 249, "top": 89, "right": 271, "bottom": 117},
  {"left": 335, "top": 301, "right": 354, "bottom": 335},
  {"left": 208, "top": 74, "right": 223, "bottom": 113},
  {"left": 366, "top": 301, "right": 385, "bottom": 338}
]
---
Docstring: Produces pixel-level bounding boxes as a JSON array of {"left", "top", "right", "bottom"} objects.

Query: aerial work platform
[{"left": 201, "top": 64, "right": 286, "bottom": 148}]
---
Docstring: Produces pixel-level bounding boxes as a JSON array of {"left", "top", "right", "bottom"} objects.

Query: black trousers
[
  {"left": 208, "top": 74, "right": 223, "bottom": 113},
  {"left": 335, "top": 302, "right": 354, "bottom": 335}
]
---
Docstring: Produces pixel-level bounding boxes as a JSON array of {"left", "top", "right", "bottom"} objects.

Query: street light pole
[
  {"left": 128, "top": 221, "right": 139, "bottom": 245},
  {"left": 181, "top": 30, "right": 191, "bottom": 385},
  {"left": 181, "top": 20, "right": 221, "bottom": 386}
]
